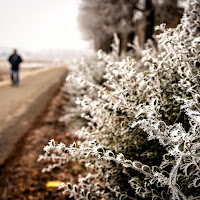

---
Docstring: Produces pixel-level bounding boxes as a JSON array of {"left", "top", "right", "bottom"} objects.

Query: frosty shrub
[
  {"left": 62, "top": 34, "right": 120, "bottom": 125},
  {"left": 39, "top": 0, "right": 200, "bottom": 199},
  {"left": 64, "top": 33, "right": 120, "bottom": 103},
  {"left": 61, "top": 52, "right": 106, "bottom": 125}
]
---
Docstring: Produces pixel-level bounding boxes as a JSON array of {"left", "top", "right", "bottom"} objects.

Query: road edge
[{"left": 0, "top": 67, "right": 68, "bottom": 166}]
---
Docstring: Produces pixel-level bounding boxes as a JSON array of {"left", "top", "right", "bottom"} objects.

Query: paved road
[{"left": 0, "top": 66, "right": 67, "bottom": 165}]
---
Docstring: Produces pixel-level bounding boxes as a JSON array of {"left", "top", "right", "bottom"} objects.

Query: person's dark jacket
[{"left": 8, "top": 54, "right": 23, "bottom": 70}]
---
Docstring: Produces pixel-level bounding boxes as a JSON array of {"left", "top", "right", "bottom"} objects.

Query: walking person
[{"left": 8, "top": 49, "right": 23, "bottom": 86}]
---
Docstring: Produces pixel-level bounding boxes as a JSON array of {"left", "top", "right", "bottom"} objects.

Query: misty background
[{"left": 0, "top": 0, "right": 89, "bottom": 61}]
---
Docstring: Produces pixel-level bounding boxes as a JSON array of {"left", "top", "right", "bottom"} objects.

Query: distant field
[{"left": 0, "top": 60, "right": 58, "bottom": 82}]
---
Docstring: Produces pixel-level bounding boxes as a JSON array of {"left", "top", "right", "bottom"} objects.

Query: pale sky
[{"left": 0, "top": 0, "right": 88, "bottom": 51}]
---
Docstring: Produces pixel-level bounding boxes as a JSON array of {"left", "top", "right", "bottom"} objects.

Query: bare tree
[
  {"left": 79, "top": 0, "right": 138, "bottom": 54},
  {"left": 78, "top": 0, "right": 184, "bottom": 55}
]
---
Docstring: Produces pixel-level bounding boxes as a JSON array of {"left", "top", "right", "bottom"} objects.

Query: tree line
[{"left": 78, "top": 0, "right": 185, "bottom": 56}]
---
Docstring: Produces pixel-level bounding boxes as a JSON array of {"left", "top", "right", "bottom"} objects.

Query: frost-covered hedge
[{"left": 39, "top": 0, "right": 200, "bottom": 199}]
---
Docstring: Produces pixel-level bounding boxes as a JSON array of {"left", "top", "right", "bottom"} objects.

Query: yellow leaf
[{"left": 46, "top": 181, "right": 62, "bottom": 188}]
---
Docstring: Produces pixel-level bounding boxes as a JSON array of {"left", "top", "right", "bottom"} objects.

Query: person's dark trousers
[{"left": 10, "top": 69, "right": 19, "bottom": 85}]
